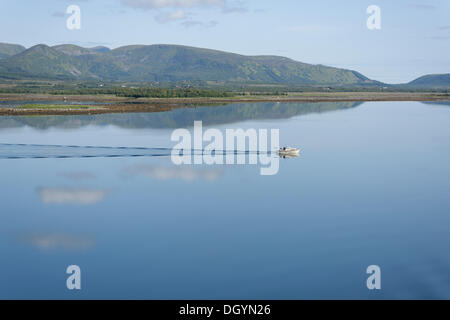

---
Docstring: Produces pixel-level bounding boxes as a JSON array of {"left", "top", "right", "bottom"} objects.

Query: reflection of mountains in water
[
  {"left": 421, "top": 101, "right": 450, "bottom": 107},
  {"left": 0, "top": 101, "right": 363, "bottom": 130}
]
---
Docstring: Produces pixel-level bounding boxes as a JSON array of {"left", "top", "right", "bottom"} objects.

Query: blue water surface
[{"left": 0, "top": 101, "right": 450, "bottom": 299}]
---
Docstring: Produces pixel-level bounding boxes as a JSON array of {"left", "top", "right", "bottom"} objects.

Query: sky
[{"left": 0, "top": 0, "right": 449, "bottom": 83}]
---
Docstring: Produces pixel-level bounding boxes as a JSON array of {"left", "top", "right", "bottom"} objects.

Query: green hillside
[
  {"left": 0, "top": 43, "right": 375, "bottom": 85},
  {"left": 0, "top": 42, "right": 26, "bottom": 59},
  {"left": 408, "top": 74, "right": 450, "bottom": 88},
  {"left": 0, "top": 44, "right": 97, "bottom": 79},
  {"left": 52, "top": 44, "right": 97, "bottom": 56}
]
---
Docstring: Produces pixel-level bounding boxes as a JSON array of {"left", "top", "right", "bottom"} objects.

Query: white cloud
[
  {"left": 155, "top": 9, "right": 186, "bottom": 23},
  {"left": 123, "top": 164, "right": 222, "bottom": 182},
  {"left": 121, "top": 0, "right": 246, "bottom": 14},
  {"left": 37, "top": 188, "right": 108, "bottom": 205},
  {"left": 121, "top": 0, "right": 225, "bottom": 9},
  {"left": 51, "top": 11, "right": 65, "bottom": 18},
  {"left": 221, "top": 0, "right": 246, "bottom": 13},
  {"left": 16, "top": 232, "right": 95, "bottom": 251},
  {"left": 58, "top": 171, "right": 96, "bottom": 181},
  {"left": 284, "top": 25, "right": 331, "bottom": 33},
  {"left": 182, "top": 19, "right": 218, "bottom": 28},
  {"left": 410, "top": 3, "right": 437, "bottom": 10},
  {"left": 121, "top": 0, "right": 244, "bottom": 27}
]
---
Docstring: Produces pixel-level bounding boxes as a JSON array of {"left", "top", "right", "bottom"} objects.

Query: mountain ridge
[
  {"left": 407, "top": 73, "right": 450, "bottom": 88},
  {"left": 0, "top": 42, "right": 26, "bottom": 59},
  {"left": 0, "top": 42, "right": 448, "bottom": 88},
  {"left": 0, "top": 43, "right": 376, "bottom": 85}
]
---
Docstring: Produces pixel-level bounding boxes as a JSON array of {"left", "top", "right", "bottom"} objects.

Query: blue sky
[{"left": 0, "top": 0, "right": 449, "bottom": 83}]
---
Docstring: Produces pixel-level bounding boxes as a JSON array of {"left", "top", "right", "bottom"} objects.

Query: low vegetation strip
[
  {"left": 0, "top": 92, "right": 449, "bottom": 116},
  {"left": 17, "top": 104, "right": 96, "bottom": 110}
]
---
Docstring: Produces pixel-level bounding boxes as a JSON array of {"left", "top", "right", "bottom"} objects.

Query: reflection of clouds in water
[
  {"left": 123, "top": 165, "right": 223, "bottom": 182},
  {"left": 37, "top": 188, "right": 108, "bottom": 205},
  {"left": 16, "top": 232, "right": 95, "bottom": 251},
  {"left": 58, "top": 171, "right": 96, "bottom": 181}
]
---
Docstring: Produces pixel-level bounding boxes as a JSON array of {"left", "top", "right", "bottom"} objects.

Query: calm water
[
  {"left": 0, "top": 100, "right": 109, "bottom": 108},
  {"left": 1, "top": 101, "right": 450, "bottom": 299}
]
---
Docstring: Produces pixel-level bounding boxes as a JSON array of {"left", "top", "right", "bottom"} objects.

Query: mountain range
[
  {"left": 0, "top": 42, "right": 448, "bottom": 88},
  {"left": 0, "top": 43, "right": 26, "bottom": 59},
  {"left": 407, "top": 73, "right": 450, "bottom": 88}
]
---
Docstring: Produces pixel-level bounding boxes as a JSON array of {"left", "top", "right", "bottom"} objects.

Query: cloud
[
  {"left": 426, "top": 36, "right": 450, "bottom": 40},
  {"left": 284, "top": 25, "right": 330, "bottom": 33},
  {"left": 16, "top": 232, "right": 95, "bottom": 251},
  {"left": 221, "top": 0, "right": 246, "bottom": 13},
  {"left": 121, "top": 0, "right": 225, "bottom": 9},
  {"left": 181, "top": 19, "right": 218, "bottom": 28},
  {"left": 155, "top": 9, "right": 186, "bottom": 23},
  {"left": 285, "top": 26, "right": 316, "bottom": 32},
  {"left": 121, "top": 0, "right": 244, "bottom": 26},
  {"left": 58, "top": 171, "right": 96, "bottom": 181},
  {"left": 51, "top": 11, "right": 65, "bottom": 18},
  {"left": 123, "top": 164, "right": 222, "bottom": 181},
  {"left": 410, "top": 3, "right": 437, "bottom": 10},
  {"left": 37, "top": 187, "right": 108, "bottom": 205},
  {"left": 181, "top": 20, "right": 203, "bottom": 27}
]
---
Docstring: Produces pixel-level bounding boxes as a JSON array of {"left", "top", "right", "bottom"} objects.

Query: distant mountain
[
  {"left": 52, "top": 44, "right": 111, "bottom": 55},
  {"left": 0, "top": 44, "right": 127, "bottom": 80},
  {"left": 52, "top": 44, "right": 97, "bottom": 56},
  {"left": 0, "top": 45, "right": 97, "bottom": 79},
  {"left": 0, "top": 43, "right": 376, "bottom": 85},
  {"left": 0, "top": 42, "right": 26, "bottom": 59},
  {"left": 408, "top": 73, "right": 450, "bottom": 88},
  {"left": 90, "top": 46, "right": 110, "bottom": 53}
]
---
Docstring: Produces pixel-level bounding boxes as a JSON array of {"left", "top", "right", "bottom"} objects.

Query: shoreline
[{"left": 0, "top": 92, "right": 449, "bottom": 116}]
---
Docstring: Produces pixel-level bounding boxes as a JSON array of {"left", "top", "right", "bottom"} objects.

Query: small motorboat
[{"left": 278, "top": 147, "right": 300, "bottom": 157}]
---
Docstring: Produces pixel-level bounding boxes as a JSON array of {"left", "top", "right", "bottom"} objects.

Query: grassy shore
[
  {"left": 0, "top": 92, "right": 449, "bottom": 116},
  {"left": 17, "top": 104, "right": 98, "bottom": 110}
]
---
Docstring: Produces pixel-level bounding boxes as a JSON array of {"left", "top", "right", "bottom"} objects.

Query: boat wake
[{"left": 0, "top": 143, "right": 274, "bottom": 160}]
